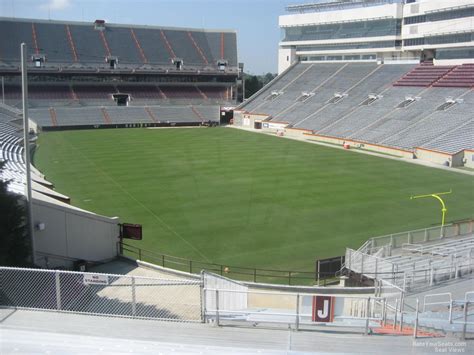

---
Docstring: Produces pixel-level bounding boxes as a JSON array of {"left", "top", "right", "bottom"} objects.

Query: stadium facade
[
  {"left": 0, "top": 17, "right": 240, "bottom": 268},
  {"left": 0, "top": 17, "right": 240, "bottom": 128},
  {"left": 235, "top": 0, "right": 474, "bottom": 169},
  {"left": 278, "top": 0, "right": 474, "bottom": 74}
]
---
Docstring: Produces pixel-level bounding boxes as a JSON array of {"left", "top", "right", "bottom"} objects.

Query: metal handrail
[{"left": 119, "top": 241, "right": 339, "bottom": 285}]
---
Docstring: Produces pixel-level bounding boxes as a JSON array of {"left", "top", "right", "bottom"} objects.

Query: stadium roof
[
  {"left": 286, "top": 0, "right": 404, "bottom": 13},
  {"left": 0, "top": 16, "right": 236, "bottom": 34}
]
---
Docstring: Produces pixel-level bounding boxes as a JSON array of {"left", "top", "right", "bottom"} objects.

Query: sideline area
[{"left": 229, "top": 125, "right": 474, "bottom": 177}]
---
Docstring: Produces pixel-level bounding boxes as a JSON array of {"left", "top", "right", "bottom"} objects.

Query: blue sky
[{"left": 0, "top": 0, "right": 306, "bottom": 74}]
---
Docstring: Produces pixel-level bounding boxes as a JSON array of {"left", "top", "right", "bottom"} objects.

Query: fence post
[
  {"left": 295, "top": 294, "right": 300, "bottom": 331},
  {"left": 364, "top": 297, "right": 371, "bottom": 335},
  {"left": 55, "top": 271, "right": 61, "bottom": 311},
  {"left": 461, "top": 301, "right": 468, "bottom": 340},
  {"left": 375, "top": 258, "right": 378, "bottom": 280},
  {"left": 288, "top": 271, "right": 292, "bottom": 286},
  {"left": 393, "top": 298, "right": 399, "bottom": 330},
  {"left": 138, "top": 248, "right": 142, "bottom": 260},
  {"left": 201, "top": 285, "right": 206, "bottom": 324},
  {"left": 189, "top": 260, "right": 193, "bottom": 274},
  {"left": 449, "top": 299, "right": 453, "bottom": 324},
  {"left": 430, "top": 266, "right": 434, "bottom": 286},
  {"left": 131, "top": 277, "right": 136, "bottom": 317},
  {"left": 253, "top": 268, "right": 257, "bottom": 283},
  {"left": 413, "top": 298, "right": 419, "bottom": 339},
  {"left": 317, "top": 260, "right": 320, "bottom": 285},
  {"left": 162, "top": 255, "right": 165, "bottom": 267},
  {"left": 399, "top": 309, "right": 404, "bottom": 332},
  {"left": 382, "top": 298, "right": 387, "bottom": 327},
  {"left": 215, "top": 289, "right": 220, "bottom": 327}
]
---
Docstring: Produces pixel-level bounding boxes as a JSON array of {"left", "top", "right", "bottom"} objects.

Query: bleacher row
[
  {"left": 394, "top": 63, "right": 474, "bottom": 88},
  {"left": 346, "top": 233, "right": 474, "bottom": 292},
  {"left": 29, "top": 105, "right": 220, "bottom": 128},
  {"left": 240, "top": 63, "right": 474, "bottom": 154},
  {"left": 0, "top": 106, "right": 27, "bottom": 195},
  {"left": 0, "top": 105, "right": 63, "bottom": 201},
  {"left": 2, "top": 85, "right": 230, "bottom": 106},
  {"left": 0, "top": 18, "right": 238, "bottom": 69}
]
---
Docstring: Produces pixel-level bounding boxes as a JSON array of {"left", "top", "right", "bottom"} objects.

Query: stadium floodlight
[{"left": 410, "top": 190, "right": 452, "bottom": 227}]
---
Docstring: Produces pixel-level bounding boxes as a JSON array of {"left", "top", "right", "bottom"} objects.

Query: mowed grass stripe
[{"left": 34, "top": 128, "right": 474, "bottom": 271}]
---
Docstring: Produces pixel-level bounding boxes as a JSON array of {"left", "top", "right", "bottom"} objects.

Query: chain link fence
[{"left": 0, "top": 266, "right": 202, "bottom": 322}]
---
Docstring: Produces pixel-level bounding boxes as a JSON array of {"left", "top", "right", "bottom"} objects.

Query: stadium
[{"left": 1, "top": 0, "right": 474, "bottom": 353}]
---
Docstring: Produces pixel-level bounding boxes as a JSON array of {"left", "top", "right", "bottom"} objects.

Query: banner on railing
[
  {"left": 83, "top": 273, "right": 109, "bottom": 285},
  {"left": 312, "top": 296, "right": 335, "bottom": 322}
]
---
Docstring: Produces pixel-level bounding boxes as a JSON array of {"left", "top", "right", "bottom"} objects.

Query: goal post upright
[{"left": 410, "top": 190, "right": 452, "bottom": 227}]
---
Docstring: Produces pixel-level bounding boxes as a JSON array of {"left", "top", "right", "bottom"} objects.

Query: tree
[
  {"left": 0, "top": 162, "right": 31, "bottom": 266},
  {"left": 243, "top": 73, "right": 277, "bottom": 100},
  {"left": 244, "top": 74, "right": 262, "bottom": 99}
]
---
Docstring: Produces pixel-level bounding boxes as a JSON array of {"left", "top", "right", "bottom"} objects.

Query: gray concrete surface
[{"left": 1, "top": 308, "right": 472, "bottom": 354}]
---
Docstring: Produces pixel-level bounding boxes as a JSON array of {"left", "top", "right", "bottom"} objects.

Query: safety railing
[
  {"left": 203, "top": 287, "right": 383, "bottom": 335},
  {"left": 2, "top": 266, "right": 472, "bottom": 339},
  {"left": 422, "top": 291, "right": 474, "bottom": 339},
  {"left": 360, "top": 219, "right": 474, "bottom": 255},
  {"left": 347, "top": 246, "right": 474, "bottom": 292},
  {"left": 119, "top": 241, "right": 338, "bottom": 286},
  {"left": 0, "top": 266, "right": 202, "bottom": 322}
]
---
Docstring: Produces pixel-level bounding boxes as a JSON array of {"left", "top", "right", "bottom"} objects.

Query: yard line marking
[{"left": 62, "top": 136, "right": 211, "bottom": 262}]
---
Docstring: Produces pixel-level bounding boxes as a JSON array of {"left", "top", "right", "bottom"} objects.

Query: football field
[{"left": 34, "top": 127, "right": 474, "bottom": 271}]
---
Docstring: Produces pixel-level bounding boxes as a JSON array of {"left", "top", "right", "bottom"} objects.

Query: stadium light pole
[
  {"left": 1, "top": 76, "right": 4, "bottom": 104},
  {"left": 21, "top": 43, "right": 36, "bottom": 265}
]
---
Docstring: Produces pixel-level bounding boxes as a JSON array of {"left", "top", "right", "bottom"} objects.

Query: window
[
  {"left": 404, "top": 15, "right": 426, "bottom": 25},
  {"left": 436, "top": 47, "right": 474, "bottom": 60},
  {"left": 282, "top": 18, "right": 401, "bottom": 42},
  {"left": 344, "top": 55, "right": 361, "bottom": 60},
  {"left": 296, "top": 40, "right": 397, "bottom": 52},
  {"left": 404, "top": 7, "right": 474, "bottom": 25}
]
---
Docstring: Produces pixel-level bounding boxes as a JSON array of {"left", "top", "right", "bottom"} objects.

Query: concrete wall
[
  {"left": 233, "top": 110, "right": 270, "bottom": 128},
  {"left": 403, "top": 0, "right": 474, "bottom": 16},
  {"left": 304, "top": 133, "right": 414, "bottom": 159},
  {"left": 32, "top": 192, "right": 120, "bottom": 268},
  {"left": 278, "top": 47, "right": 297, "bottom": 74},
  {"left": 435, "top": 58, "right": 474, "bottom": 66},
  {"left": 261, "top": 121, "right": 288, "bottom": 134},
  {"left": 415, "top": 148, "right": 464, "bottom": 167},
  {"left": 465, "top": 150, "right": 474, "bottom": 169},
  {"left": 280, "top": 3, "right": 401, "bottom": 28},
  {"left": 284, "top": 128, "right": 312, "bottom": 139}
]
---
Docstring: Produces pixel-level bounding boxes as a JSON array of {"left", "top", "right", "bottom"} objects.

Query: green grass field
[{"left": 34, "top": 127, "right": 474, "bottom": 271}]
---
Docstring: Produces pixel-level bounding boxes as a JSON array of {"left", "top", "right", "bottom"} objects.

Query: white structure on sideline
[{"left": 279, "top": 0, "right": 474, "bottom": 73}]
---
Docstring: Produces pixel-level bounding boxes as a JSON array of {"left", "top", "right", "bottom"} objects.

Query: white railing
[
  {"left": 204, "top": 287, "right": 382, "bottom": 335},
  {"left": 347, "top": 244, "right": 474, "bottom": 292},
  {"left": 362, "top": 220, "right": 474, "bottom": 255}
]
